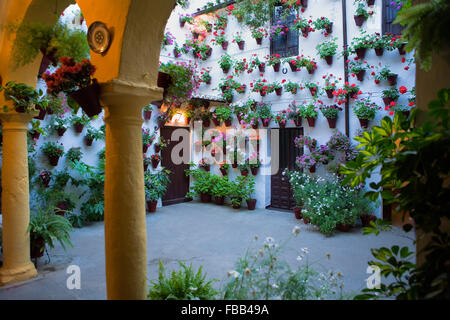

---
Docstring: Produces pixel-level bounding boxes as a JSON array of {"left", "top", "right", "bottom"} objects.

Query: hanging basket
[
  {"left": 68, "top": 79, "right": 102, "bottom": 118},
  {"left": 30, "top": 235, "right": 46, "bottom": 259},
  {"left": 337, "top": 223, "right": 352, "bottom": 232}
]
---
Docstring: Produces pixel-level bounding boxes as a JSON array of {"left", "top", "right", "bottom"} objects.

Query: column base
[{"left": 0, "top": 262, "right": 38, "bottom": 286}]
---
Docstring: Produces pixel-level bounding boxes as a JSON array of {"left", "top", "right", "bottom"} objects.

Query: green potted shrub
[
  {"left": 242, "top": 176, "right": 256, "bottom": 210},
  {"left": 144, "top": 170, "right": 171, "bottom": 213},
  {"left": 185, "top": 168, "right": 214, "bottom": 203},
  {"left": 42, "top": 142, "right": 64, "bottom": 166},
  {"left": 0, "top": 81, "right": 44, "bottom": 114},
  {"left": 211, "top": 176, "right": 231, "bottom": 205},
  {"left": 28, "top": 206, "right": 73, "bottom": 258},
  {"left": 214, "top": 106, "right": 233, "bottom": 126},
  {"left": 316, "top": 38, "right": 338, "bottom": 65}
]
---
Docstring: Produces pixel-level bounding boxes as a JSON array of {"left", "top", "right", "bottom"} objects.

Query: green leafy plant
[
  {"left": 316, "top": 38, "right": 338, "bottom": 58},
  {"left": 66, "top": 147, "right": 83, "bottom": 163},
  {"left": 144, "top": 170, "right": 171, "bottom": 202},
  {"left": 0, "top": 81, "right": 43, "bottom": 113},
  {"left": 148, "top": 260, "right": 218, "bottom": 300},
  {"left": 214, "top": 106, "right": 233, "bottom": 122},
  {"left": 41, "top": 141, "right": 64, "bottom": 158},
  {"left": 159, "top": 61, "right": 199, "bottom": 103},
  {"left": 354, "top": 97, "right": 379, "bottom": 120}
]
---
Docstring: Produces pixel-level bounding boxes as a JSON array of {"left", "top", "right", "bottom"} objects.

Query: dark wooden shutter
[
  {"left": 270, "top": 6, "right": 299, "bottom": 58},
  {"left": 382, "top": 0, "right": 404, "bottom": 35}
]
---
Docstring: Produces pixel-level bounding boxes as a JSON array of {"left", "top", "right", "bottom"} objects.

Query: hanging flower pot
[
  {"left": 68, "top": 79, "right": 102, "bottom": 117},
  {"left": 327, "top": 117, "right": 337, "bottom": 129},
  {"left": 205, "top": 47, "right": 212, "bottom": 57},
  {"left": 309, "top": 165, "right": 316, "bottom": 173},
  {"left": 57, "top": 128, "right": 66, "bottom": 137},
  {"left": 355, "top": 47, "right": 367, "bottom": 59},
  {"left": 192, "top": 31, "right": 200, "bottom": 39},
  {"left": 40, "top": 175, "right": 51, "bottom": 188},
  {"left": 144, "top": 162, "right": 148, "bottom": 171},
  {"left": 179, "top": 18, "right": 186, "bottom": 28},
  {"left": 325, "top": 22, "right": 333, "bottom": 34},
  {"left": 275, "top": 87, "right": 282, "bottom": 96},
  {"left": 387, "top": 74, "right": 398, "bottom": 86},
  {"left": 34, "top": 106, "right": 47, "bottom": 120},
  {"left": 306, "top": 117, "right": 316, "bottom": 127},
  {"left": 202, "top": 165, "right": 210, "bottom": 172},
  {"left": 152, "top": 158, "right": 160, "bottom": 169},
  {"left": 401, "top": 110, "right": 410, "bottom": 118},
  {"left": 308, "top": 87, "right": 318, "bottom": 97},
  {"left": 155, "top": 144, "right": 161, "bottom": 153},
  {"left": 367, "top": 0, "right": 375, "bottom": 5},
  {"left": 203, "top": 119, "right": 210, "bottom": 127},
  {"left": 222, "top": 41, "right": 229, "bottom": 50},
  {"left": 273, "top": 62, "right": 281, "bottom": 72},
  {"left": 278, "top": 120, "right": 287, "bottom": 128},
  {"left": 354, "top": 15, "right": 366, "bottom": 27},
  {"left": 143, "top": 144, "right": 149, "bottom": 153},
  {"left": 173, "top": 49, "right": 181, "bottom": 58},
  {"left": 143, "top": 110, "right": 152, "bottom": 120},
  {"left": 237, "top": 41, "right": 245, "bottom": 50},
  {"left": 232, "top": 161, "right": 238, "bottom": 169},
  {"left": 30, "top": 235, "right": 46, "bottom": 259},
  {"left": 200, "top": 193, "right": 212, "bottom": 203},
  {"left": 147, "top": 200, "right": 157, "bottom": 213},
  {"left": 84, "top": 137, "right": 94, "bottom": 146},
  {"left": 293, "top": 207, "right": 302, "bottom": 220},
  {"left": 337, "top": 223, "right": 352, "bottom": 232},
  {"left": 356, "top": 70, "right": 366, "bottom": 81},
  {"left": 30, "top": 131, "right": 40, "bottom": 140},
  {"left": 289, "top": 61, "right": 297, "bottom": 72},
  {"left": 359, "top": 118, "right": 369, "bottom": 128},
  {"left": 48, "top": 155, "right": 60, "bottom": 167},
  {"left": 224, "top": 119, "right": 232, "bottom": 127},
  {"left": 398, "top": 43, "right": 406, "bottom": 55},
  {"left": 241, "top": 169, "right": 249, "bottom": 176},
  {"left": 260, "top": 91, "right": 266, "bottom": 97},
  {"left": 301, "top": 28, "right": 309, "bottom": 38},
  {"left": 215, "top": 196, "right": 225, "bottom": 205},
  {"left": 251, "top": 167, "right": 258, "bottom": 176},
  {"left": 307, "top": 68, "right": 315, "bottom": 75},
  {"left": 382, "top": 97, "right": 394, "bottom": 106},
  {"left": 375, "top": 48, "right": 384, "bottom": 56},
  {"left": 256, "top": 37, "right": 263, "bottom": 45},
  {"left": 258, "top": 63, "right": 266, "bottom": 73},
  {"left": 212, "top": 118, "right": 221, "bottom": 127},
  {"left": 324, "top": 55, "right": 333, "bottom": 65},
  {"left": 261, "top": 118, "right": 271, "bottom": 127},
  {"left": 252, "top": 122, "right": 259, "bottom": 130},
  {"left": 294, "top": 118, "right": 302, "bottom": 127},
  {"left": 301, "top": 0, "right": 308, "bottom": 7},
  {"left": 73, "top": 123, "right": 84, "bottom": 133},
  {"left": 222, "top": 66, "right": 230, "bottom": 74},
  {"left": 220, "top": 168, "right": 228, "bottom": 176},
  {"left": 246, "top": 199, "right": 256, "bottom": 210},
  {"left": 325, "top": 89, "right": 334, "bottom": 99}
]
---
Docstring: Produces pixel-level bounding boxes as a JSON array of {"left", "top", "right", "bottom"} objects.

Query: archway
[{"left": 0, "top": 0, "right": 176, "bottom": 300}]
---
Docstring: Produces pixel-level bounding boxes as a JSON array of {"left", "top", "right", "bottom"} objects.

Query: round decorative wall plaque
[{"left": 87, "top": 21, "right": 111, "bottom": 54}]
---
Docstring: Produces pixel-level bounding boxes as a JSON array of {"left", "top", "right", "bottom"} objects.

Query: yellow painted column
[
  {"left": 0, "top": 111, "right": 37, "bottom": 286},
  {"left": 100, "top": 80, "right": 162, "bottom": 300}
]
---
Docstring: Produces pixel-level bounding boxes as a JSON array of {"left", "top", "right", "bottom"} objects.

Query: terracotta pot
[
  {"left": 327, "top": 117, "right": 337, "bottom": 129},
  {"left": 57, "top": 128, "right": 66, "bottom": 137},
  {"left": 251, "top": 167, "right": 258, "bottom": 176},
  {"left": 273, "top": 62, "right": 281, "bottom": 72},
  {"left": 324, "top": 55, "right": 333, "bottom": 66},
  {"left": 202, "top": 165, "right": 210, "bottom": 172},
  {"left": 203, "top": 119, "right": 210, "bottom": 127},
  {"left": 356, "top": 70, "right": 366, "bottom": 81},
  {"left": 220, "top": 168, "right": 228, "bottom": 176},
  {"left": 326, "top": 89, "right": 334, "bottom": 99},
  {"left": 200, "top": 193, "right": 212, "bottom": 203},
  {"left": 301, "top": 0, "right": 308, "bottom": 7},
  {"left": 309, "top": 165, "right": 316, "bottom": 173},
  {"left": 307, "top": 68, "right": 315, "bottom": 75},
  {"left": 275, "top": 87, "right": 282, "bottom": 96},
  {"left": 337, "top": 223, "right": 352, "bottom": 232},
  {"left": 367, "top": 0, "right": 375, "bottom": 5},
  {"left": 212, "top": 118, "right": 221, "bottom": 127},
  {"left": 246, "top": 199, "right": 256, "bottom": 210},
  {"left": 30, "top": 235, "right": 45, "bottom": 259},
  {"left": 355, "top": 47, "right": 367, "bottom": 59},
  {"left": 143, "top": 144, "right": 149, "bottom": 153},
  {"left": 258, "top": 63, "right": 265, "bottom": 73},
  {"left": 147, "top": 200, "right": 157, "bottom": 213},
  {"left": 359, "top": 118, "right": 369, "bottom": 128},
  {"left": 215, "top": 196, "right": 225, "bottom": 205},
  {"left": 73, "top": 123, "right": 84, "bottom": 133},
  {"left": 157, "top": 72, "right": 171, "bottom": 88},
  {"left": 143, "top": 110, "right": 152, "bottom": 120},
  {"left": 84, "top": 137, "right": 94, "bottom": 146},
  {"left": 224, "top": 119, "right": 232, "bottom": 127},
  {"left": 222, "top": 41, "right": 229, "bottom": 50},
  {"left": 309, "top": 87, "right": 317, "bottom": 97},
  {"left": 382, "top": 97, "right": 394, "bottom": 107},
  {"left": 293, "top": 207, "right": 302, "bottom": 219},
  {"left": 34, "top": 106, "right": 47, "bottom": 120},
  {"left": 48, "top": 155, "right": 60, "bottom": 167},
  {"left": 325, "top": 22, "right": 333, "bottom": 34},
  {"left": 387, "top": 74, "right": 398, "bottom": 86},
  {"left": 375, "top": 47, "right": 384, "bottom": 56},
  {"left": 278, "top": 120, "right": 286, "bottom": 128},
  {"left": 241, "top": 169, "right": 249, "bottom": 176},
  {"left": 68, "top": 79, "right": 102, "bottom": 117},
  {"left": 232, "top": 162, "right": 238, "bottom": 169},
  {"left": 289, "top": 62, "right": 297, "bottom": 72},
  {"left": 294, "top": 118, "right": 302, "bottom": 127},
  {"left": 262, "top": 118, "right": 271, "bottom": 127},
  {"left": 306, "top": 117, "right": 316, "bottom": 127},
  {"left": 237, "top": 41, "right": 245, "bottom": 50},
  {"left": 252, "top": 123, "right": 259, "bottom": 130},
  {"left": 152, "top": 159, "right": 160, "bottom": 169},
  {"left": 30, "top": 131, "right": 40, "bottom": 140},
  {"left": 360, "top": 214, "right": 377, "bottom": 227},
  {"left": 354, "top": 15, "right": 366, "bottom": 27},
  {"left": 303, "top": 217, "right": 310, "bottom": 224},
  {"left": 398, "top": 43, "right": 406, "bottom": 55},
  {"left": 256, "top": 37, "right": 262, "bottom": 45}
]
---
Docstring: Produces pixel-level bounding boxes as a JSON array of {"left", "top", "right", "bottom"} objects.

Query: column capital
[{"left": 0, "top": 112, "right": 34, "bottom": 130}]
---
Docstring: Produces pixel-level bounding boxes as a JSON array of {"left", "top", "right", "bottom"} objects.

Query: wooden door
[
  {"left": 271, "top": 128, "right": 303, "bottom": 210},
  {"left": 160, "top": 127, "right": 190, "bottom": 206}
]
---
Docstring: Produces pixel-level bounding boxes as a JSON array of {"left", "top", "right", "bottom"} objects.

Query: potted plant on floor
[
  {"left": 242, "top": 176, "right": 257, "bottom": 210},
  {"left": 353, "top": 96, "right": 379, "bottom": 128},
  {"left": 43, "top": 57, "right": 101, "bottom": 117},
  {"left": 316, "top": 38, "right": 338, "bottom": 65},
  {"left": 185, "top": 168, "right": 214, "bottom": 203},
  {"left": 42, "top": 142, "right": 64, "bottom": 166},
  {"left": 212, "top": 176, "right": 231, "bottom": 205},
  {"left": 28, "top": 206, "right": 73, "bottom": 259},
  {"left": 320, "top": 104, "right": 343, "bottom": 129},
  {"left": 70, "top": 114, "right": 90, "bottom": 133},
  {"left": 144, "top": 169, "right": 171, "bottom": 213}
]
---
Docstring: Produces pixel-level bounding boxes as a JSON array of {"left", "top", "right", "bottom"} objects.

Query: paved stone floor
[{"left": 0, "top": 202, "right": 415, "bottom": 300}]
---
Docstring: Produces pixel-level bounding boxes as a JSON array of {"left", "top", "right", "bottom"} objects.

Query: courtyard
[{"left": 0, "top": 203, "right": 414, "bottom": 300}]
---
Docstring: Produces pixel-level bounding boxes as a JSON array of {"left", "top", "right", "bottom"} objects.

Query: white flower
[
  {"left": 292, "top": 225, "right": 301, "bottom": 236},
  {"left": 265, "top": 237, "right": 274, "bottom": 243},
  {"left": 296, "top": 255, "right": 303, "bottom": 262},
  {"left": 189, "top": 287, "right": 197, "bottom": 291},
  {"left": 272, "top": 283, "right": 279, "bottom": 289},
  {"left": 227, "top": 270, "right": 240, "bottom": 279},
  {"left": 301, "top": 247, "right": 309, "bottom": 254}
]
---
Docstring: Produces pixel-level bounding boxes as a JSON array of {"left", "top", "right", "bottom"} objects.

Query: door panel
[
  {"left": 160, "top": 127, "right": 190, "bottom": 206},
  {"left": 271, "top": 128, "right": 303, "bottom": 210}
]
